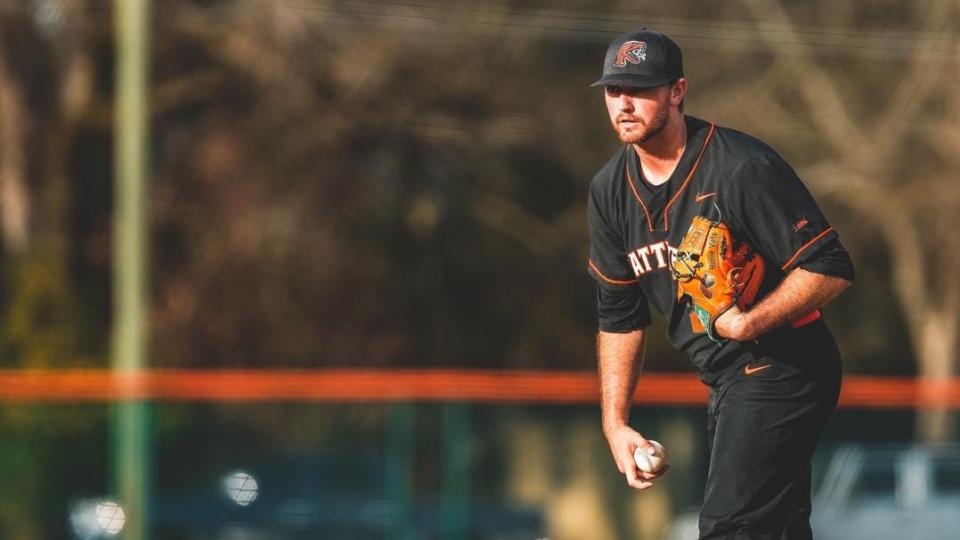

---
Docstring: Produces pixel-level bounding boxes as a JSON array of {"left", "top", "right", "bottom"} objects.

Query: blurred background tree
[
  {"left": 2, "top": 1, "right": 959, "bottom": 538},
  {"left": 0, "top": 0, "right": 956, "bottom": 384}
]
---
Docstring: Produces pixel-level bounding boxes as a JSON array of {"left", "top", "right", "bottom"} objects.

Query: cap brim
[{"left": 590, "top": 73, "right": 675, "bottom": 88}]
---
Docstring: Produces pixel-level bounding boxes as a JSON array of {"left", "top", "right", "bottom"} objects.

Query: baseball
[{"left": 634, "top": 440, "right": 668, "bottom": 474}]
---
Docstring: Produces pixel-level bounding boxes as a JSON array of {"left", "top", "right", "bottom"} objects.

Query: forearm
[
  {"left": 598, "top": 329, "right": 646, "bottom": 434},
  {"left": 720, "top": 267, "right": 852, "bottom": 341}
]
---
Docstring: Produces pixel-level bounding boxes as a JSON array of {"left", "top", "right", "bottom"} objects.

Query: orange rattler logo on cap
[{"left": 614, "top": 41, "right": 647, "bottom": 67}]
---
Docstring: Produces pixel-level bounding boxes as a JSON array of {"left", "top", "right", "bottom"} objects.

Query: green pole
[
  {"left": 385, "top": 403, "right": 416, "bottom": 539},
  {"left": 112, "top": 0, "right": 151, "bottom": 538},
  {"left": 440, "top": 403, "right": 471, "bottom": 539}
]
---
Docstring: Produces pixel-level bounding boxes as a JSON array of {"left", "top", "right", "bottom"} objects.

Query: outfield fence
[{"left": 1, "top": 369, "right": 958, "bottom": 408}]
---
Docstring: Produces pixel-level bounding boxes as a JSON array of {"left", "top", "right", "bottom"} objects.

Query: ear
[{"left": 670, "top": 78, "right": 687, "bottom": 106}]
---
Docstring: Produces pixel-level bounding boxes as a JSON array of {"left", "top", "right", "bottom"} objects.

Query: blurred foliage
[
  {"left": 1, "top": 0, "right": 955, "bottom": 374},
  {"left": 0, "top": 1, "right": 959, "bottom": 537}
]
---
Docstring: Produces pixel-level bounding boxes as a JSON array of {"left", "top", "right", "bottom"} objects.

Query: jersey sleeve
[
  {"left": 586, "top": 180, "right": 636, "bottom": 286},
  {"left": 798, "top": 236, "right": 855, "bottom": 281},
  {"left": 729, "top": 154, "right": 852, "bottom": 278},
  {"left": 587, "top": 181, "right": 651, "bottom": 331},
  {"left": 596, "top": 282, "right": 652, "bottom": 332}
]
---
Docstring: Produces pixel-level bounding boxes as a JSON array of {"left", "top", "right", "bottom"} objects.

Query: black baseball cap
[{"left": 591, "top": 28, "right": 684, "bottom": 88}]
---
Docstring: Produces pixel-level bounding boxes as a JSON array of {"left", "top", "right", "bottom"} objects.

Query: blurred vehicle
[
  {"left": 664, "top": 444, "right": 960, "bottom": 540},
  {"left": 150, "top": 448, "right": 543, "bottom": 540},
  {"left": 811, "top": 444, "right": 960, "bottom": 540}
]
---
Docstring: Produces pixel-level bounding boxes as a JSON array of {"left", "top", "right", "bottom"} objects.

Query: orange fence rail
[{"left": 0, "top": 369, "right": 958, "bottom": 409}]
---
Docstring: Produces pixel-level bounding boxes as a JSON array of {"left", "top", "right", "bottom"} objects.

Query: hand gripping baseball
[
  {"left": 671, "top": 216, "right": 765, "bottom": 342},
  {"left": 605, "top": 425, "right": 670, "bottom": 490}
]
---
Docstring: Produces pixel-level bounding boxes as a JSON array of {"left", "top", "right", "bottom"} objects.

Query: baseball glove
[{"left": 671, "top": 216, "right": 765, "bottom": 343}]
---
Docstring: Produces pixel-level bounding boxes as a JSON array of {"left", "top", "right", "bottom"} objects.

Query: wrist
[
  {"left": 721, "top": 304, "right": 761, "bottom": 341},
  {"left": 736, "top": 310, "right": 760, "bottom": 341},
  {"left": 602, "top": 418, "right": 630, "bottom": 437}
]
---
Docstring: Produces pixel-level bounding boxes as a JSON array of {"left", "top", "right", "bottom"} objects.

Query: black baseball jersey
[{"left": 587, "top": 115, "right": 854, "bottom": 372}]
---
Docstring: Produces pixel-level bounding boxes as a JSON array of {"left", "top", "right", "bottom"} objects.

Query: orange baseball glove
[{"left": 671, "top": 216, "right": 765, "bottom": 343}]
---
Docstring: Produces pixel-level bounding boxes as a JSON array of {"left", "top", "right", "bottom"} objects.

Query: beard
[{"left": 614, "top": 104, "right": 670, "bottom": 145}]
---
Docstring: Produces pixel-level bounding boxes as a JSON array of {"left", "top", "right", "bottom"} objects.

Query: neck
[{"left": 633, "top": 113, "right": 687, "bottom": 186}]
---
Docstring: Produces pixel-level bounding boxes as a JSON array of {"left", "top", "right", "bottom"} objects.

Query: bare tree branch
[{"left": 740, "top": 0, "right": 866, "bottom": 151}]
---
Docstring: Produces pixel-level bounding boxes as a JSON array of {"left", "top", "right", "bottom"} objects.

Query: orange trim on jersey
[
  {"left": 663, "top": 123, "right": 716, "bottom": 230},
  {"left": 588, "top": 259, "right": 638, "bottom": 286},
  {"left": 781, "top": 227, "right": 835, "bottom": 271},
  {"left": 624, "top": 167, "right": 655, "bottom": 232}
]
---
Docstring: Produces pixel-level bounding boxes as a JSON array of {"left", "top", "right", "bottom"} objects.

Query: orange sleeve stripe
[
  {"left": 588, "top": 259, "right": 638, "bottom": 285},
  {"left": 781, "top": 227, "right": 835, "bottom": 271}
]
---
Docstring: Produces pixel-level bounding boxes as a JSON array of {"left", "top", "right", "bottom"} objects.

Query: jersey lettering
[
  {"left": 637, "top": 246, "right": 653, "bottom": 272},
  {"left": 628, "top": 252, "right": 646, "bottom": 275},
  {"left": 650, "top": 242, "right": 668, "bottom": 268},
  {"left": 627, "top": 240, "right": 673, "bottom": 277}
]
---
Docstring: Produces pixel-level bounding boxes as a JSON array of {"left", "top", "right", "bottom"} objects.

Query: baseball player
[{"left": 587, "top": 28, "right": 855, "bottom": 539}]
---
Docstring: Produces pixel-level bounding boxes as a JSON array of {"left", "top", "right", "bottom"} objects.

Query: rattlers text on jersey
[{"left": 587, "top": 115, "right": 854, "bottom": 374}]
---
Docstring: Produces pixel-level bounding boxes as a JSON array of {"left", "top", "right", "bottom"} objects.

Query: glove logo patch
[{"left": 698, "top": 276, "right": 714, "bottom": 299}]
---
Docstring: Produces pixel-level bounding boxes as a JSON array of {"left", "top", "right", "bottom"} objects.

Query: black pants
[{"left": 699, "top": 324, "right": 842, "bottom": 540}]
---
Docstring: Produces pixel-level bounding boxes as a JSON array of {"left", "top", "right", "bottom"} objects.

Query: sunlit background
[{"left": 0, "top": 0, "right": 958, "bottom": 538}]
